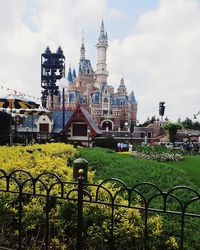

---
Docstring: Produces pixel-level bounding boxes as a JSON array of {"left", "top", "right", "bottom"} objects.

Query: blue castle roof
[
  {"left": 67, "top": 67, "right": 73, "bottom": 84},
  {"left": 130, "top": 91, "right": 137, "bottom": 104}
]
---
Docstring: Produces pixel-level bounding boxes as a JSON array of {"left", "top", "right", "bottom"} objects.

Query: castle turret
[
  {"left": 117, "top": 78, "right": 127, "bottom": 95},
  {"left": 72, "top": 68, "right": 77, "bottom": 80},
  {"left": 78, "top": 38, "right": 94, "bottom": 76},
  {"left": 67, "top": 67, "right": 73, "bottom": 85},
  {"left": 130, "top": 91, "right": 137, "bottom": 104},
  {"left": 95, "top": 20, "right": 109, "bottom": 86}
]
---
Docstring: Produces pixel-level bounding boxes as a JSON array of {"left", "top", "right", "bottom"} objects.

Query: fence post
[
  {"left": 73, "top": 158, "right": 88, "bottom": 250},
  {"left": 77, "top": 168, "right": 84, "bottom": 250}
]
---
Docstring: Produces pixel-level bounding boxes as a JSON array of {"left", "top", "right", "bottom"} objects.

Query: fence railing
[{"left": 0, "top": 167, "right": 200, "bottom": 250}]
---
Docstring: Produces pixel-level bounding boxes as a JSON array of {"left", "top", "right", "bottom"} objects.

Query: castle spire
[
  {"left": 98, "top": 19, "right": 107, "bottom": 41},
  {"left": 72, "top": 68, "right": 77, "bottom": 80},
  {"left": 67, "top": 66, "right": 73, "bottom": 84},
  {"left": 100, "top": 19, "right": 104, "bottom": 32},
  {"left": 80, "top": 29, "right": 85, "bottom": 60}
]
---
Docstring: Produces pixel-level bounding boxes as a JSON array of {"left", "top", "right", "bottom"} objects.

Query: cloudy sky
[{"left": 0, "top": 0, "right": 200, "bottom": 122}]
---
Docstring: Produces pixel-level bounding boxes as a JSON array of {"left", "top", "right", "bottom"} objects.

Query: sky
[{"left": 0, "top": 0, "right": 200, "bottom": 123}]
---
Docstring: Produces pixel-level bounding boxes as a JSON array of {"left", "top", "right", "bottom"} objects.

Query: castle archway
[{"left": 101, "top": 120, "right": 113, "bottom": 130}]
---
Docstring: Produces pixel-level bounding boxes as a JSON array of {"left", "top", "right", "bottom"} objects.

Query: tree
[
  {"left": 181, "top": 117, "right": 193, "bottom": 129},
  {"left": 164, "top": 122, "right": 182, "bottom": 143},
  {"left": 141, "top": 116, "right": 156, "bottom": 127},
  {"left": 181, "top": 117, "right": 200, "bottom": 130}
]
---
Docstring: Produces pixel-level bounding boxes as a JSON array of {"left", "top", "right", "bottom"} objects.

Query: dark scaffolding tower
[{"left": 41, "top": 46, "right": 65, "bottom": 109}]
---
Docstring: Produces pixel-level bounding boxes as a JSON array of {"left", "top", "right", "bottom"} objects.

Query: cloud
[
  {"left": 0, "top": 0, "right": 107, "bottom": 98},
  {"left": 108, "top": 8, "right": 126, "bottom": 19},
  {"left": 108, "top": 0, "right": 200, "bottom": 122}
]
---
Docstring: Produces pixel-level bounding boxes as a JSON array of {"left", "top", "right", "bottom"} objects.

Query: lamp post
[
  {"left": 130, "top": 121, "right": 134, "bottom": 146},
  {"left": 59, "top": 77, "right": 68, "bottom": 142},
  {"left": 87, "top": 128, "right": 90, "bottom": 147},
  {"left": 9, "top": 112, "right": 13, "bottom": 146}
]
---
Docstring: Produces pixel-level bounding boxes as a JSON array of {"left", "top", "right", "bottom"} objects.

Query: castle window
[
  {"left": 105, "top": 90, "right": 107, "bottom": 94},
  {"left": 104, "top": 97, "right": 108, "bottom": 103}
]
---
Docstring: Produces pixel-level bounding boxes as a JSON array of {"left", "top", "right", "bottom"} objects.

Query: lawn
[
  {"left": 165, "top": 155, "right": 200, "bottom": 188},
  {"left": 78, "top": 147, "right": 198, "bottom": 190}
]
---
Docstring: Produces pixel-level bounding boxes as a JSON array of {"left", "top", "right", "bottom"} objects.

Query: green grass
[
  {"left": 78, "top": 147, "right": 197, "bottom": 190},
  {"left": 165, "top": 156, "right": 200, "bottom": 188}
]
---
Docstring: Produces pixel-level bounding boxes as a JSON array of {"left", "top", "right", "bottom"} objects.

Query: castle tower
[
  {"left": 130, "top": 90, "right": 137, "bottom": 124},
  {"left": 95, "top": 20, "right": 108, "bottom": 86}
]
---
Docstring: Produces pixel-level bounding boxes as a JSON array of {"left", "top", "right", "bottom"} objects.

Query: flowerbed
[
  {"left": 133, "top": 145, "right": 184, "bottom": 162},
  {"left": 132, "top": 151, "right": 183, "bottom": 162}
]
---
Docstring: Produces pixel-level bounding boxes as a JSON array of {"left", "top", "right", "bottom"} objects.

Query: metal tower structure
[{"left": 41, "top": 46, "right": 65, "bottom": 108}]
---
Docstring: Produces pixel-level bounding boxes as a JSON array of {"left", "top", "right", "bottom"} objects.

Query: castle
[{"left": 43, "top": 20, "right": 137, "bottom": 131}]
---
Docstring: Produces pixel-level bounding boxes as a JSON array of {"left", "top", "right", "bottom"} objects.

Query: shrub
[{"left": 93, "top": 136, "right": 117, "bottom": 150}]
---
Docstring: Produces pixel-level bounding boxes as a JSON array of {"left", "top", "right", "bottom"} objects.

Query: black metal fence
[{"left": 0, "top": 168, "right": 200, "bottom": 250}]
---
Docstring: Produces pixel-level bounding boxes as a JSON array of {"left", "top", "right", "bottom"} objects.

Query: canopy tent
[
  {"left": 0, "top": 94, "right": 40, "bottom": 109},
  {"left": 12, "top": 108, "right": 50, "bottom": 116}
]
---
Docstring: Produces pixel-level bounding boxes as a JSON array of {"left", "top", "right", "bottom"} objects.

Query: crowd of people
[
  {"left": 164, "top": 142, "right": 199, "bottom": 154},
  {"left": 116, "top": 141, "right": 200, "bottom": 154}
]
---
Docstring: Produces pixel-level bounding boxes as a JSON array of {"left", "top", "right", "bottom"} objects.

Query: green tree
[
  {"left": 141, "top": 116, "right": 156, "bottom": 127},
  {"left": 181, "top": 117, "right": 200, "bottom": 130},
  {"left": 164, "top": 122, "right": 182, "bottom": 143},
  {"left": 181, "top": 117, "right": 193, "bottom": 129}
]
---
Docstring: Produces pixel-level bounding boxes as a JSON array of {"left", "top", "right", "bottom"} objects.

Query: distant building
[{"left": 43, "top": 20, "right": 137, "bottom": 131}]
